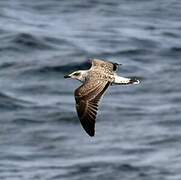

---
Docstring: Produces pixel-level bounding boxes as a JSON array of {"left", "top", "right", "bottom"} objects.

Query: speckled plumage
[{"left": 64, "top": 59, "right": 140, "bottom": 136}]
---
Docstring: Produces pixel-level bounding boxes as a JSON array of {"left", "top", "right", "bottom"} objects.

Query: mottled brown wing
[
  {"left": 74, "top": 80, "right": 110, "bottom": 136},
  {"left": 91, "top": 59, "right": 118, "bottom": 72}
]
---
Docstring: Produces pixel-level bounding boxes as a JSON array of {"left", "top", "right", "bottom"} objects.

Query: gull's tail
[
  {"left": 129, "top": 77, "right": 140, "bottom": 85},
  {"left": 113, "top": 76, "right": 140, "bottom": 85}
]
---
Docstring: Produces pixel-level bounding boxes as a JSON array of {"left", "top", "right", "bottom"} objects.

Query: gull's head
[{"left": 64, "top": 70, "right": 87, "bottom": 82}]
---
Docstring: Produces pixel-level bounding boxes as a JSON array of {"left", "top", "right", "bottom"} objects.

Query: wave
[
  {"left": 170, "top": 46, "right": 181, "bottom": 53},
  {"left": 0, "top": 32, "right": 65, "bottom": 53},
  {"left": 0, "top": 62, "right": 16, "bottom": 70},
  {"left": 12, "top": 32, "right": 54, "bottom": 50},
  {"left": 0, "top": 92, "right": 32, "bottom": 110},
  {"left": 19, "top": 61, "right": 91, "bottom": 77}
]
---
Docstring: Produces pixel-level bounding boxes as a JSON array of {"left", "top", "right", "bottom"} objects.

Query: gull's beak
[{"left": 64, "top": 74, "right": 71, "bottom": 78}]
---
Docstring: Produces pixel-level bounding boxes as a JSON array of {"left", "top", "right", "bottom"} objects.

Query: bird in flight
[{"left": 64, "top": 59, "right": 140, "bottom": 137}]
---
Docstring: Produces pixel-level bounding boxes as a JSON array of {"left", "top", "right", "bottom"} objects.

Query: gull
[{"left": 64, "top": 59, "right": 140, "bottom": 137}]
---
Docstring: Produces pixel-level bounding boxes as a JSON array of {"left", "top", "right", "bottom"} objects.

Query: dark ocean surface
[{"left": 0, "top": 0, "right": 181, "bottom": 179}]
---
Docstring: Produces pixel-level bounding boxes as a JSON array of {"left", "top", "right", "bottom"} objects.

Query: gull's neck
[{"left": 79, "top": 70, "right": 89, "bottom": 82}]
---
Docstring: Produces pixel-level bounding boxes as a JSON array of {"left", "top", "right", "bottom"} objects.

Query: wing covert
[{"left": 91, "top": 59, "right": 119, "bottom": 72}]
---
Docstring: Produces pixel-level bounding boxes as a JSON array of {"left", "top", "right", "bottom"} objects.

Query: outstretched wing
[
  {"left": 91, "top": 59, "right": 119, "bottom": 72},
  {"left": 74, "top": 80, "right": 110, "bottom": 136}
]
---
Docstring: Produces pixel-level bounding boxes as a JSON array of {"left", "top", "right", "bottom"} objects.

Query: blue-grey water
[{"left": 0, "top": 0, "right": 181, "bottom": 179}]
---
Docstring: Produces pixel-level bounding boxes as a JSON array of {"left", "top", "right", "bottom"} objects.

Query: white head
[{"left": 64, "top": 70, "right": 88, "bottom": 82}]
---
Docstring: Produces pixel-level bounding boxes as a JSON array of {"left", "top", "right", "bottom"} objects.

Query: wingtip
[
  {"left": 89, "top": 132, "right": 95, "bottom": 137},
  {"left": 85, "top": 129, "right": 95, "bottom": 137}
]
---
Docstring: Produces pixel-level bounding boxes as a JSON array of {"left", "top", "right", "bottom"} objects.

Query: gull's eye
[{"left": 73, "top": 72, "right": 80, "bottom": 76}]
